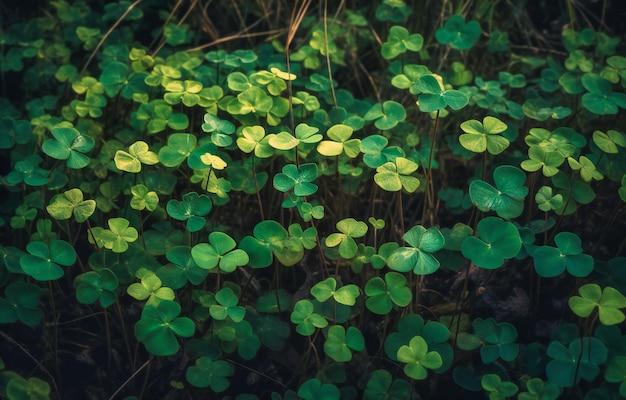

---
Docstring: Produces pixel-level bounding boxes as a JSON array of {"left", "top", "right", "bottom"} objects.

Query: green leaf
[
  {"left": 364, "top": 369, "right": 410, "bottom": 400},
  {"left": 158, "top": 133, "right": 197, "bottom": 167},
  {"left": 593, "top": 129, "right": 626, "bottom": 154},
  {"left": 532, "top": 232, "right": 593, "bottom": 277},
  {"left": 42, "top": 126, "right": 95, "bottom": 169},
  {"left": 365, "top": 272, "right": 412, "bottom": 315},
  {"left": 74, "top": 269, "right": 119, "bottom": 308},
  {"left": 290, "top": 299, "right": 328, "bottom": 336},
  {"left": 273, "top": 163, "right": 318, "bottom": 196},
  {"left": 311, "top": 277, "right": 360, "bottom": 306},
  {"left": 397, "top": 335, "right": 443, "bottom": 380},
  {"left": 20, "top": 240, "right": 76, "bottom": 281},
  {"left": 387, "top": 225, "right": 445, "bottom": 274},
  {"left": 134, "top": 300, "right": 194, "bottom": 356},
  {"left": 191, "top": 232, "right": 249, "bottom": 273},
  {"left": 459, "top": 116, "right": 509, "bottom": 155},
  {"left": 0, "top": 281, "right": 45, "bottom": 326},
  {"left": 546, "top": 337, "right": 607, "bottom": 387},
  {"left": 435, "top": 14, "right": 481, "bottom": 50},
  {"left": 461, "top": 217, "right": 521, "bottom": 269},
  {"left": 416, "top": 74, "right": 468, "bottom": 112},
  {"left": 324, "top": 325, "right": 364, "bottom": 362},
  {"left": 469, "top": 165, "right": 528, "bottom": 219},
  {"left": 374, "top": 157, "right": 420, "bottom": 192},
  {"left": 381, "top": 25, "right": 423, "bottom": 60},
  {"left": 166, "top": 192, "right": 212, "bottom": 232},
  {"left": 186, "top": 356, "right": 234, "bottom": 392},
  {"left": 46, "top": 188, "right": 96, "bottom": 223},
  {"left": 114, "top": 141, "right": 159, "bottom": 173},
  {"left": 568, "top": 284, "right": 626, "bottom": 325}
]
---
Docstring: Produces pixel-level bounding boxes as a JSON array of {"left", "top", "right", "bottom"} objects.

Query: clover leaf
[
  {"left": 469, "top": 165, "right": 528, "bottom": 219},
  {"left": 0, "top": 281, "right": 45, "bottom": 326},
  {"left": 605, "top": 356, "right": 626, "bottom": 397},
  {"left": 290, "top": 299, "right": 328, "bottom": 336},
  {"left": 297, "top": 378, "right": 340, "bottom": 400},
  {"left": 568, "top": 284, "right": 626, "bottom": 325},
  {"left": 481, "top": 374, "right": 518, "bottom": 400},
  {"left": 567, "top": 155, "right": 603, "bottom": 182},
  {"left": 186, "top": 355, "right": 234, "bottom": 392},
  {"left": 239, "top": 220, "right": 303, "bottom": 268},
  {"left": 471, "top": 317, "right": 520, "bottom": 363},
  {"left": 191, "top": 232, "right": 249, "bottom": 273},
  {"left": 535, "top": 186, "right": 563, "bottom": 212},
  {"left": 387, "top": 225, "right": 445, "bottom": 275},
  {"left": 311, "top": 277, "right": 360, "bottom": 306},
  {"left": 273, "top": 163, "right": 318, "bottom": 196},
  {"left": 381, "top": 25, "right": 423, "bottom": 60},
  {"left": 134, "top": 300, "right": 195, "bottom": 356},
  {"left": 129, "top": 184, "right": 159, "bottom": 212},
  {"left": 518, "top": 378, "right": 561, "bottom": 400},
  {"left": 156, "top": 245, "right": 208, "bottom": 289},
  {"left": 581, "top": 73, "right": 626, "bottom": 115},
  {"left": 74, "top": 268, "right": 119, "bottom": 308},
  {"left": 114, "top": 141, "right": 159, "bottom": 173},
  {"left": 99, "top": 217, "right": 139, "bottom": 253},
  {"left": 46, "top": 188, "right": 96, "bottom": 223},
  {"left": 416, "top": 74, "right": 469, "bottom": 112},
  {"left": 365, "top": 272, "right": 412, "bottom": 315},
  {"left": 546, "top": 337, "right": 607, "bottom": 387},
  {"left": 364, "top": 369, "right": 410, "bottom": 400},
  {"left": 127, "top": 270, "right": 175, "bottom": 305},
  {"left": 5, "top": 376, "right": 51, "bottom": 400},
  {"left": 521, "top": 145, "right": 565, "bottom": 177},
  {"left": 459, "top": 116, "right": 510, "bottom": 155},
  {"left": 593, "top": 129, "right": 626, "bottom": 154},
  {"left": 166, "top": 192, "right": 212, "bottom": 232},
  {"left": 397, "top": 335, "right": 443, "bottom": 380},
  {"left": 435, "top": 14, "right": 481, "bottom": 50},
  {"left": 374, "top": 157, "right": 420, "bottom": 192},
  {"left": 325, "top": 218, "right": 368, "bottom": 259},
  {"left": 158, "top": 133, "right": 197, "bottom": 167},
  {"left": 42, "top": 126, "right": 94, "bottom": 169},
  {"left": 324, "top": 325, "right": 365, "bottom": 362},
  {"left": 317, "top": 124, "right": 361, "bottom": 157},
  {"left": 6, "top": 155, "right": 49, "bottom": 186},
  {"left": 532, "top": 232, "right": 593, "bottom": 277},
  {"left": 461, "top": 217, "right": 521, "bottom": 269},
  {"left": 20, "top": 239, "right": 76, "bottom": 281}
]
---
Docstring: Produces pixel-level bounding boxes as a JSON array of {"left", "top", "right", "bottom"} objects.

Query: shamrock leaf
[
  {"left": 532, "top": 232, "right": 593, "bottom": 277},
  {"left": 381, "top": 25, "right": 423, "bottom": 59},
  {"left": 416, "top": 74, "right": 469, "bottom": 112},
  {"left": 210, "top": 287, "right": 246, "bottom": 322},
  {"left": 459, "top": 116, "right": 509, "bottom": 155},
  {"left": 317, "top": 124, "right": 361, "bottom": 157},
  {"left": 568, "top": 284, "right": 626, "bottom": 325},
  {"left": 46, "top": 188, "right": 96, "bottom": 223},
  {"left": 387, "top": 225, "right": 445, "bottom": 274},
  {"left": 127, "top": 270, "right": 175, "bottom": 305},
  {"left": 374, "top": 157, "right": 420, "bottom": 192},
  {"left": 365, "top": 272, "right": 412, "bottom": 315},
  {"left": 469, "top": 165, "right": 528, "bottom": 219},
  {"left": 435, "top": 14, "right": 481, "bottom": 50},
  {"left": 581, "top": 73, "right": 626, "bottom": 115},
  {"left": 397, "top": 335, "right": 443, "bottom": 380},
  {"left": 74, "top": 269, "right": 119, "bottom": 308},
  {"left": 273, "top": 163, "right": 318, "bottom": 196},
  {"left": 461, "top": 217, "right": 521, "bottom": 269},
  {"left": 20, "top": 240, "right": 76, "bottom": 281},
  {"left": 158, "top": 133, "right": 197, "bottom": 167},
  {"left": 166, "top": 192, "right": 212, "bottom": 232},
  {"left": 191, "top": 232, "right": 249, "bottom": 273},
  {"left": 99, "top": 218, "right": 139, "bottom": 253},
  {"left": 0, "top": 281, "right": 45, "bottom": 326},
  {"left": 546, "top": 337, "right": 607, "bottom": 387},
  {"left": 42, "top": 126, "right": 95, "bottom": 169},
  {"left": 325, "top": 218, "right": 368, "bottom": 259},
  {"left": 186, "top": 356, "right": 234, "bottom": 392},
  {"left": 311, "top": 277, "right": 360, "bottom": 306},
  {"left": 290, "top": 299, "right": 328, "bottom": 336},
  {"left": 114, "top": 141, "right": 159, "bottom": 173},
  {"left": 134, "top": 300, "right": 195, "bottom": 356},
  {"left": 324, "top": 325, "right": 365, "bottom": 362}
]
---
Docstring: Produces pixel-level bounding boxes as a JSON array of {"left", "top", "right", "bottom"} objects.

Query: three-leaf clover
[
  {"left": 99, "top": 218, "right": 139, "bottom": 253},
  {"left": 365, "top": 272, "right": 412, "bottom": 315},
  {"left": 459, "top": 116, "right": 510, "bottom": 155},
  {"left": 239, "top": 220, "right": 303, "bottom": 268},
  {"left": 316, "top": 124, "right": 361, "bottom": 157},
  {"left": 568, "top": 284, "right": 626, "bottom": 325},
  {"left": 273, "top": 163, "right": 318, "bottom": 196},
  {"left": 311, "top": 277, "right": 360, "bottom": 306},
  {"left": 325, "top": 218, "right": 368, "bottom": 259},
  {"left": 374, "top": 157, "right": 420, "bottom": 192},
  {"left": 134, "top": 299, "right": 195, "bottom": 356},
  {"left": 210, "top": 287, "right": 246, "bottom": 322},
  {"left": 191, "top": 232, "right": 249, "bottom": 273},
  {"left": 0, "top": 281, "right": 45, "bottom": 326},
  {"left": 74, "top": 268, "right": 119, "bottom": 308},
  {"left": 324, "top": 325, "right": 365, "bottom": 362},
  {"left": 20, "top": 240, "right": 76, "bottom": 281},
  {"left": 605, "top": 356, "right": 626, "bottom": 397},
  {"left": 469, "top": 165, "right": 528, "bottom": 219},
  {"left": 42, "top": 126, "right": 95, "bottom": 169},
  {"left": 166, "top": 192, "right": 212, "bottom": 232},
  {"left": 381, "top": 25, "right": 423, "bottom": 59},
  {"left": 364, "top": 369, "right": 410, "bottom": 400},
  {"left": 127, "top": 270, "right": 175, "bottom": 305},
  {"left": 461, "top": 217, "right": 521, "bottom": 269},
  {"left": 397, "top": 335, "right": 443, "bottom": 380},
  {"left": 186, "top": 355, "right": 234, "bottom": 392},
  {"left": 546, "top": 337, "right": 607, "bottom": 387},
  {"left": 435, "top": 14, "right": 481, "bottom": 50},
  {"left": 532, "top": 232, "right": 593, "bottom": 277},
  {"left": 481, "top": 374, "right": 518, "bottom": 400},
  {"left": 387, "top": 225, "right": 445, "bottom": 275},
  {"left": 114, "top": 141, "right": 159, "bottom": 173},
  {"left": 581, "top": 73, "right": 626, "bottom": 115},
  {"left": 46, "top": 188, "right": 96, "bottom": 223},
  {"left": 416, "top": 74, "right": 469, "bottom": 112},
  {"left": 158, "top": 133, "right": 197, "bottom": 167},
  {"left": 290, "top": 299, "right": 328, "bottom": 336}
]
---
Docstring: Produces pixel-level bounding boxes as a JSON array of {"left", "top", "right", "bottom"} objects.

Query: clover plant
[{"left": 1, "top": 1, "right": 625, "bottom": 398}]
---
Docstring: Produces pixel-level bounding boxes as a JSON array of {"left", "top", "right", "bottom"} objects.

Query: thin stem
[{"left": 423, "top": 110, "right": 440, "bottom": 226}]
